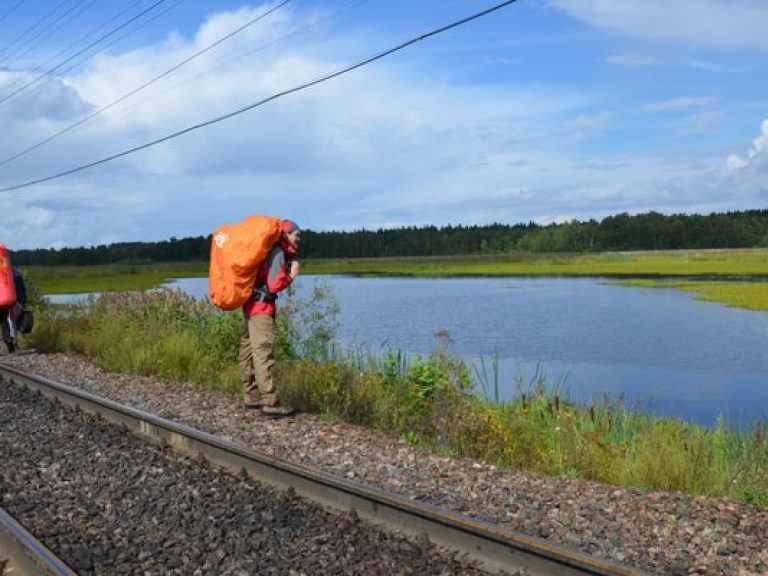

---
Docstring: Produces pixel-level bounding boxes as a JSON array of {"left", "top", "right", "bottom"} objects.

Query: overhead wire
[
  {"left": 0, "top": 0, "right": 73, "bottom": 62},
  {"left": 0, "top": 0, "right": 187, "bottom": 106},
  {"left": 13, "top": 0, "right": 372, "bottom": 154},
  {"left": 91, "top": 0, "right": 371, "bottom": 128},
  {"left": 1, "top": 0, "right": 99, "bottom": 69},
  {"left": 0, "top": 0, "right": 26, "bottom": 29},
  {"left": 0, "top": 0, "right": 171, "bottom": 104},
  {"left": 0, "top": 0, "right": 518, "bottom": 194},
  {"left": 0, "top": 0, "right": 375, "bottom": 169},
  {"left": 59, "top": 0, "right": 188, "bottom": 76},
  {"left": 0, "top": 0, "right": 150, "bottom": 96},
  {"left": 38, "top": 0, "right": 189, "bottom": 84},
  {"left": 0, "top": 0, "right": 171, "bottom": 107}
]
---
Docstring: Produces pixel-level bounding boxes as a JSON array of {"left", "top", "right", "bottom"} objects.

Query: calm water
[{"left": 157, "top": 275, "right": 768, "bottom": 428}]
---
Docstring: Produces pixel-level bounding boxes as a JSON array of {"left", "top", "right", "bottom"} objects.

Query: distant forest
[{"left": 10, "top": 209, "right": 768, "bottom": 266}]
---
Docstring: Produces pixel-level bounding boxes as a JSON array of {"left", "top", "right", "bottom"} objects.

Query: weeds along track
[{"left": 0, "top": 363, "right": 642, "bottom": 576}]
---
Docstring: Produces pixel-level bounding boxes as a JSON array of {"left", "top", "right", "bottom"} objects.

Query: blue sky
[{"left": 0, "top": 0, "right": 766, "bottom": 249}]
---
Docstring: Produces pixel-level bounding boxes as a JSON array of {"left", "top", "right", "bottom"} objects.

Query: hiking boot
[
  {"left": 261, "top": 405, "right": 295, "bottom": 418},
  {"left": 243, "top": 394, "right": 263, "bottom": 409}
]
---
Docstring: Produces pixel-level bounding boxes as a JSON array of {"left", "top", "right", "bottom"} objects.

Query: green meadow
[
  {"left": 303, "top": 248, "right": 768, "bottom": 278},
  {"left": 27, "top": 262, "right": 207, "bottom": 294},
  {"left": 25, "top": 248, "right": 768, "bottom": 312}
]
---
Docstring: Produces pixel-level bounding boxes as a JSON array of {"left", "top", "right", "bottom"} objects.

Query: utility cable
[
  {"left": 0, "top": 0, "right": 518, "bottom": 194},
  {"left": 0, "top": 0, "right": 73, "bottom": 60},
  {"left": 19, "top": 0, "right": 370, "bottom": 152},
  {"left": 2, "top": 0, "right": 98, "bottom": 69},
  {"left": 0, "top": 0, "right": 296, "bottom": 168},
  {"left": 0, "top": 0, "right": 26, "bottom": 29},
  {"left": 0, "top": 0, "right": 148, "bottom": 97},
  {"left": 0, "top": 0, "right": 78, "bottom": 58},
  {"left": 0, "top": 0, "right": 73, "bottom": 62},
  {"left": 31, "top": 0, "right": 188, "bottom": 91},
  {"left": 0, "top": 0, "right": 170, "bottom": 107},
  {"left": 0, "top": 0, "right": 185, "bottom": 107}
]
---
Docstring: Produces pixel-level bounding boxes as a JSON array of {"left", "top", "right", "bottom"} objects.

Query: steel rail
[
  {"left": 0, "top": 506, "right": 77, "bottom": 576},
  {"left": 0, "top": 362, "right": 648, "bottom": 576}
]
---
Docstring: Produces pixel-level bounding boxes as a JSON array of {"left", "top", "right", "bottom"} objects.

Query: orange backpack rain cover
[
  {"left": 0, "top": 244, "right": 17, "bottom": 308},
  {"left": 208, "top": 215, "right": 282, "bottom": 311}
]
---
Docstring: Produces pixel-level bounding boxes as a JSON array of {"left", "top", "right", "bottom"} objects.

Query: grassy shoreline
[
  {"left": 303, "top": 248, "right": 768, "bottom": 278},
  {"left": 20, "top": 287, "right": 768, "bottom": 505},
  {"left": 24, "top": 248, "right": 768, "bottom": 312},
  {"left": 14, "top": 250, "right": 768, "bottom": 503}
]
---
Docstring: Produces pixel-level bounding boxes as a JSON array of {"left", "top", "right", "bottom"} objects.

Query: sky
[{"left": 0, "top": 0, "right": 766, "bottom": 250}]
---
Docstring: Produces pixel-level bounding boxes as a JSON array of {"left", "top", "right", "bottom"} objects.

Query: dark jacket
[{"left": 13, "top": 268, "right": 26, "bottom": 307}]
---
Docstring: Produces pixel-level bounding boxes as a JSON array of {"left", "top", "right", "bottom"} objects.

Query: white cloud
[
  {"left": 669, "top": 110, "right": 724, "bottom": 136},
  {"left": 1, "top": 2, "right": 766, "bottom": 250},
  {"left": 727, "top": 155, "right": 748, "bottom": 171},
  {"left": 686, "top": 59, "right": 741, "bottom": 73},
  {"left": 605, "top": 54, "right": 658, "bottom": 66},
  {"left": 0, "top": 71, "right": 91, "bottom": 122},
  {"left": 548, "top": 0, "right": 768, "bottom": 50},
  {"left": 1, "top": 4, "right": 595, "bottom": 247},
  {"left": 642, "top": 97, "right": 718, "bottom": 113},
  {"left": 726, "top": 119, "right": 768, "bottom": 173},
  {"left": 568, "top": 110, "right": 615, "bottom": 133}
]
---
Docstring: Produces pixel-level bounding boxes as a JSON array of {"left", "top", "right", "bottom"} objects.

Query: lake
[{"left": 154, "top": 275, "right": 768, "bottom": 428}]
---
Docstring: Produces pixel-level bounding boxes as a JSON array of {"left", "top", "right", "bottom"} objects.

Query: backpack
[
  {"left": 0, "top": 245, "right": 17, "bottom": 308},
  {"left": 17, "top": 310, "right": 33, "bottom": 334},
  {"left": 208, "top": 215, "right": 283, "bottom": 311}
]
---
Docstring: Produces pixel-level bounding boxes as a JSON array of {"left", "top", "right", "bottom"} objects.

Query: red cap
[{"left": 281, "top": 220, "right": 299, "bottom": 233}]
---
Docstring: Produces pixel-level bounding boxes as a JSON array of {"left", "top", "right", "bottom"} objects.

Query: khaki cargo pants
[{"left": 239, "top": 314, "right": 281, "bottom": 407}]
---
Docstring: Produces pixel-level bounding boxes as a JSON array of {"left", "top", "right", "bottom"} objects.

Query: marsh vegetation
[{"left": 20, "top": 277, "right": 768, "bottom": 506}]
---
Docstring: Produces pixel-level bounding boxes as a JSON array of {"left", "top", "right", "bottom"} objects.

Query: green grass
[
  {"left": 20, "top": 287, "right": 768, "bottom": 506},
  {"left": 28, "top": 289, "right": 242, "bottom": 395},
  {"left": 612, "top": 279, "right": 768, "bottom": 312},
  {"left": 303, "top": 248, "right": 768, "bottom": 278},
  {"left": 25, "top": 262, "right": 207, "bottom": 294},
  {"left": 25, "top": 249, "right": 768, "bottom": 291},
  {"left": 23, "top": 249, "right": 768, "bottom": 312}
]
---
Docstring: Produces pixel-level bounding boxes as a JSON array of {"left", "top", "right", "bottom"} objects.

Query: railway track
[
  {"left": 0, "top": 505, "right": 77, "bottom": 576},
  {"left": 0, "top": 363, "right": 646, "bottom": 575}
]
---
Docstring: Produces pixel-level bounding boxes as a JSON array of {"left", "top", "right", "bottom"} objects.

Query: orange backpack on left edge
[
  {"left": 208, "top": 215, "right": 282, "bottom": 311},
  {"left": 0, "top": 245, "right": 17, "bottom": 308}
]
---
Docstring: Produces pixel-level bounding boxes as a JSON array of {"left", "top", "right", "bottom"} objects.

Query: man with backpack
[
  {"left": 1, "top": 267, "right": 29, "bottom": 353},
  {"left": 239, "top": 219, "right": 301, "bottom": 416}
]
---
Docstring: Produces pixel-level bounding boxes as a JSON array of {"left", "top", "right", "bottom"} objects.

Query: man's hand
[{"left": 290, "top": 259, "right": 300, "bottom": 279}]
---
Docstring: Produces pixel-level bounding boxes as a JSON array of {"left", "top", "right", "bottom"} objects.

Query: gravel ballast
[
  {"left": 0, "top": 370, "right": 492, "bottom": 575},
  {"left": 2, "top": 350, "right": 767, "bottom": 575}
]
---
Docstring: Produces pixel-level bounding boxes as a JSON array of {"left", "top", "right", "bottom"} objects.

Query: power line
[
  {"left": 37, "top": 0, "right": 370, "bottom": 147},
  {"left": 0, "top": 0, "right": 170, "bottom": 108},
  {"left": 0, "top": 0, "right": 149, "bottom": 97},
  {"left": 0, "top": 0, "right": 75, "bottom": 62},
  {"left": 0, "top": 0, "right": 169, "bottom": 104},
  {"left": 1, "top": 0, "right": 99, "bottom": 70},
  {"left": 23, "top": 0, "right": 189, "bottom": 96},
  {"left": 0, "top": 0, "right": 294, "bottom": 168},
  {"left": 0, "top": 1, "right": 187, "bottom": 107},
  {"left": 0, "top": 0, "right": 518, "bottom": 194},
  {"left": 0, "top": 0, "right": 26, "bottom": 29}
]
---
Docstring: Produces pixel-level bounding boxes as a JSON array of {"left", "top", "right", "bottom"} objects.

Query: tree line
[{"left": 10, "top": 209, "right": 768, "bottom": 266}]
